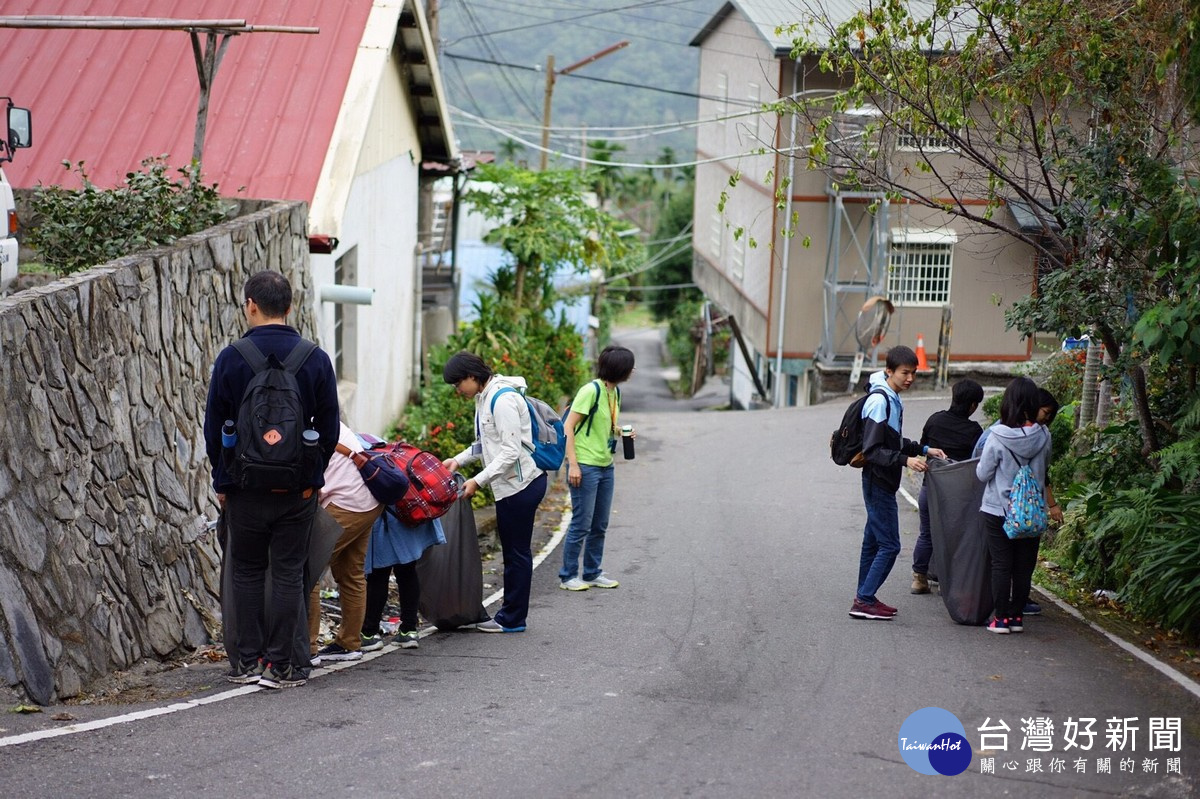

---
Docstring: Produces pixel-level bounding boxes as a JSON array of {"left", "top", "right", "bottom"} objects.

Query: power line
[
  {"left": 444, "top": 0, "right": 698, "bottom": 45},
  {"left": 443, "top": 51, "right": 760, "bottom": 105}
]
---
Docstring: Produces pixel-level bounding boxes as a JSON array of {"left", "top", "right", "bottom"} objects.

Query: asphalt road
[{"left": 3, "top": 332, "right": 1198, "bottom": 797}]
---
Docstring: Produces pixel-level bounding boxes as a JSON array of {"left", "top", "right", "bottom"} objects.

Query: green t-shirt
[{"left": 570, "top": 379, "right": 620, "bottom": 467}]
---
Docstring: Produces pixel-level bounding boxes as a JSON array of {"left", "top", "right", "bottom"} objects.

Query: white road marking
[{"left": 0, "top": 508, "right": 574, "bottom": 749}]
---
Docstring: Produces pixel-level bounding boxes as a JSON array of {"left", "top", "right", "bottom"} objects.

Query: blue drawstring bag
[{"left": 1003, "top": 454, "right": 1048, "bottom": 539}]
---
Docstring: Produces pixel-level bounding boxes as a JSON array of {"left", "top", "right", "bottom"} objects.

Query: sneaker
[
  {"left": 309, "top": 654, "right": 322, "bottom": 667},
  {"left": 987, "top": 617, "right": 1011, "bottom": 634},
  {"left": 910, "top": 572, "right": 930, "bottom": 595},
  {"left": 1023, "top": 602, "right": 1042, "bottom": 616},
  {"left": 259, "top": 664, "right": 307, "bottom": 689},
  {"left": 226, "top": 659, "right": 264, "bottom": 684},
  {"left": 584, "top": 574, "right": 620, "bottom": 589},
  {"left": 360, "top": 633, "right": 384, "bottom": 652},
  {"left": 560, "top": 577, "right": 590, "bottom": 591},
  {"left": 476, "top": 619, "right": 526, "bottom": 633},
  {"left": 1009, "top": 615, "right": 1024, "bottom": 633},
  {"left": 875, "top": 599, "right": 898, "bottom": 615},
  {"left": 848, "top": 599, "right": 894, "bottom": 620},
  {"left": 395, "top": 630, "right": 419, "bottom": 649},
  {"left": 317, "top": 643, "right": 363, "bottom": 662}
]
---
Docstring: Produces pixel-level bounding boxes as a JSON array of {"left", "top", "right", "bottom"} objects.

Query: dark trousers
[
  {"left": 363, "top": 561, "right": 420, "bottom": 635},
  {"left": 982, "top": 511, "right": 1040, "bottom": 620},
  {"left": 493, "top": 473, "right": 548, "bottom": 629},
  {"left": 225, "top": 490, "right": 317, "bottom": 669}
]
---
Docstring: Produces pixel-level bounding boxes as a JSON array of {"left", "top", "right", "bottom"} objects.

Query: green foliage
[
  {"left": 463, "top": 163, "right": 639, "bottom": 309},
  {"left": 27, "top": 157, "right": 233, "bottom": 275},
  {"left": 646, "top": 183, "right": 700, "bottom": 321}
]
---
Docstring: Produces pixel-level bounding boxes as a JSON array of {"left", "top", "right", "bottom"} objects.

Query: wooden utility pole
[
  {"left": 539, "top": 54, "right": 556, "bottom": 171},
  {"left": 538, "top": 41, "right": 628, "bottom": 171}
]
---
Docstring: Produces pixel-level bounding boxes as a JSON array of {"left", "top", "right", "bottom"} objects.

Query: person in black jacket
[
  {"left": 204, "top": 270, "right": 340, "bottom": 688},
  {"left": 850, "top": 346, "right": 946, "bottom": 621},
  {"left": 910, "top": 379, "right": 984, "bottom": 595}
]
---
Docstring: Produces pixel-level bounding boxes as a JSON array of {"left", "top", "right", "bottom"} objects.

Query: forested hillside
[{"left": 437, "top": 0, "right": 724, "bottom": 165}]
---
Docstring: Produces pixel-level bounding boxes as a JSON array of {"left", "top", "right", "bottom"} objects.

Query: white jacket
[{"left": 452, "top": 374, "right": 542, "bottom": 500}]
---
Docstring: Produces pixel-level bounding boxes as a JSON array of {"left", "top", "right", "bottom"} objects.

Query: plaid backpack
[
  {"left": 1003, "top": 452, "right": 1049, "bottom": 539},
  {"left": 385, "top": 443, "right": 459, "bottom": 525}
]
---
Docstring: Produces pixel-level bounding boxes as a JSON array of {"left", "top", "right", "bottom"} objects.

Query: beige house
[{"left": 691, "top": 1, "right": 1038, "bottom": 407}]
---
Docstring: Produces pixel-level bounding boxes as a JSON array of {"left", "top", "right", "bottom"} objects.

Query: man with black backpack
[{"left": 204, "top": 270, "right": 339, "bottom": 688}]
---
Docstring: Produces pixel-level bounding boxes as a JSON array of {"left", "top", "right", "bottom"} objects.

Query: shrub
[{"left": 27, "top": 157, "right": 233, "bottom": 275}]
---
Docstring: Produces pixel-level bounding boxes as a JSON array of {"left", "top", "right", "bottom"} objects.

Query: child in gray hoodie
[{"left": 976, "top": 377, "right": 1052, "bottom": 634}]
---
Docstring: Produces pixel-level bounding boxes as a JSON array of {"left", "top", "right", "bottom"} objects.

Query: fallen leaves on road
[{"left": 10, "top": 704, "right": 41, "bottom": 714}]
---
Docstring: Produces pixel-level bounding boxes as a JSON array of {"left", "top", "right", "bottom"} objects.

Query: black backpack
[
  {"left": 229, "top": 337, "right": 318, "bottom": 491},
  {"left": 830, "top": 388, "right": 890, "bottom": 468}
]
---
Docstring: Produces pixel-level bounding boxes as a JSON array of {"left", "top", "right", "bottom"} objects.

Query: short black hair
[
  {"left": 597, "top": 345, "right": 635, "bottom": 383},
  {"left": 950, "top": 379, "right": 984, "bottom": 413},
  {"left": 1000, "top": 376, "right": 1041, "bottom": 427},
  {"left": 1038, "top": 387, "right": 1060, "bottom": 420},
  {"left": 886, "top": 345, "right": 918, "bottom": 371},
  {"left": 244, "top": 270, "right": 292, "bottom": 318},
  {"left": 442, "top": 350, "right": 492, "bottom": 385}
]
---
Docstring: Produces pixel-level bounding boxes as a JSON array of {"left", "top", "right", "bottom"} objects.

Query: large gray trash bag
[
  {"left": 926, "top": 458, "right": 993, "bottom": 625},
  {"left": 415, "top": 487, "right": 490, "bottom": 630},
  {"left": 219, "top": 505, "right": 342, "bottom": 674}
]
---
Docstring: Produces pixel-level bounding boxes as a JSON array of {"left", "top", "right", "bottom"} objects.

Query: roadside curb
[{"left": 896, "top": 484, "right": 1200, "bottom": 701}]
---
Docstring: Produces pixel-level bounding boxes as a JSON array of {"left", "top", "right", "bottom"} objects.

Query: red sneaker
[
  {"left": 849, "top": 599, "right": 895, "bottom": 620},
  {"left": 875, "top": 599, "right": 898, "bottom": 615}
]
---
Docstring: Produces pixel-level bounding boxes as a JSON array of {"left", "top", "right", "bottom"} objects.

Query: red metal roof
[{"left": 0, "top": 1, "right": 372, "bottom": 202}]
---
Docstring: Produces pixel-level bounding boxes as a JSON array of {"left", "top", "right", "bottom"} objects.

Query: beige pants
[{"left": 308, "top": 503, "right": 383, "bottom": 652}]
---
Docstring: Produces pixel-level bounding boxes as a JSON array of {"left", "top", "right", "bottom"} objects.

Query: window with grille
[
  {"left": 896, "top": 129, "right": 956, "bottom": 152},
  {"left": 888, "top": 231, "right": 954, "bottom": 307},
  {"left": 716, "top": 72, "right": 728, "bottom": 124},
  {"left": 731, "top": 234, "right": 746, "bottom": 281}
]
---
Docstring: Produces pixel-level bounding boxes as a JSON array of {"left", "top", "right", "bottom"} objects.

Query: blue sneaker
[
  {"left": 1023, "top": 602, "right": 1042, "bottom": 616},
  {"left": 476, "top": 620, "right": 526, "bottom": 633}
]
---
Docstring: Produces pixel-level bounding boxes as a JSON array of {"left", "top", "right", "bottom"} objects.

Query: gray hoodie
[{"left": 976, "top": 423, "right": 1052, "bottom": 516}]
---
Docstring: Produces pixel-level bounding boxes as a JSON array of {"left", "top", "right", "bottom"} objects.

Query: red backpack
[{"left": 385, "top": 442, "right": 460, "bottom": 525}]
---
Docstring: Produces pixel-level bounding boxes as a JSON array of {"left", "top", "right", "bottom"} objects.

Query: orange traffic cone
[{"left": 915, "top": 334, "right": 931, "bottom": 371}]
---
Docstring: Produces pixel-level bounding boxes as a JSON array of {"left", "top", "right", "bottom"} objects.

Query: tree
[
  {"left": 785, "top": 0, "right": 1196, "bottom": 456},
  {"left": 497, "top": 138, "right": 526, "bottom": 164},
  {"left": 461, "top": 162, "right": 637, "bottom": 310},
  {"left": 645, "top": 182, "right": 698, "bottom": 321},
  {"left": 585, "top": 139, "right": 626, "bottom": 207}
]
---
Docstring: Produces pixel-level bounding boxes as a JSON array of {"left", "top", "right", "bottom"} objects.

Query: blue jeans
[
  {"left": 560, "top": 464, "right": 615, "bottom": 582},
  {"left": 912, "top": 480, "right": 932, "bottom": 575},
  {"left": 857, "top": 473, "right": 901, "bottom": 602}
]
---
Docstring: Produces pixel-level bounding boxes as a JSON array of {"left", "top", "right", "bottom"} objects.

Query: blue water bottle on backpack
[{"left": 222, "top": 419, "right": 237, "bottom": 449}]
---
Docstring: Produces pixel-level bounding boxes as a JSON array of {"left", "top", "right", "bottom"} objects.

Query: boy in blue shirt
[{"left": 850, "top": 346, "right": 945, "bottom": 620}]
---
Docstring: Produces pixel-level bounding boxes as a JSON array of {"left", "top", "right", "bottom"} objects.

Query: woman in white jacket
[{"left": 441, "top": 351, "right": 546, "bottom": 633}]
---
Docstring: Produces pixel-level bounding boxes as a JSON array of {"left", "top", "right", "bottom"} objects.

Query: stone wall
[{"left": 0, "top": 201, "right": 312, "bottom": 704}]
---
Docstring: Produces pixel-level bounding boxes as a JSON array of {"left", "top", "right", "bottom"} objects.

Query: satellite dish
[{"left": 854, "top": 296, "right": 894, "bottom": 350}]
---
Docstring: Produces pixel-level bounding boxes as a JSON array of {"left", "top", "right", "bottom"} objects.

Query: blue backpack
[
  {"left": 1003, "top": 452, "right": 1049, "bottom": 539},
  {"left": 490, "top": 387, "right": 567, "bottom": 471}
]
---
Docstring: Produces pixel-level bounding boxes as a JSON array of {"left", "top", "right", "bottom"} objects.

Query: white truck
[{"left": 0, "top": 99, "right": 33, "bottom": 293}]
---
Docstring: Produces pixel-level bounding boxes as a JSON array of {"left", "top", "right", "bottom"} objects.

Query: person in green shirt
[{"left": 559, "top": 345, "right": 636, "bottom": 591}]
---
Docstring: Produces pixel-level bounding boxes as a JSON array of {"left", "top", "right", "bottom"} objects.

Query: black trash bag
[
  {"left": 218, "top": 504, "right": 343, "bottom": 675},
  {"left": 415, "top": 489, "right": 490, "bottom": 630},
  {"left": 926, "top": 457, "right": 993, "bottom": 625}
]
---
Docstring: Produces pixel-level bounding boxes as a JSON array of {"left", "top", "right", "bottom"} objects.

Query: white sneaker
[
  {"left": 584, "top": 574, "right": 619, "bottom": 589},
  {"left": 559, "top": 577, "right": 590, "bottom": 591}
]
